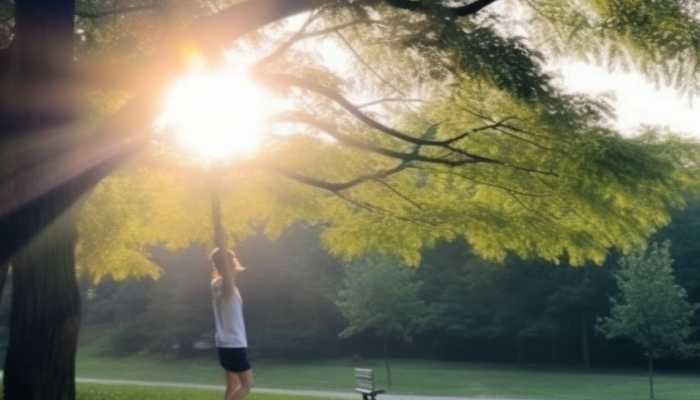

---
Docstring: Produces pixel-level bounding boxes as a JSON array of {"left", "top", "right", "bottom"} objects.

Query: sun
[{"left": 158, "top": 63, "right": 278, "bottom": 162}]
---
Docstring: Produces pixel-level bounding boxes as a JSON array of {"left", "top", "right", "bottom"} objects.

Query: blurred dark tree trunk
[
  {"left": 1, "top": 1, "right": 81, "bottom": 400},
  {"left": 5, "top": 213, "right": 81, "bottom": 400},
  {"left": 0, "top": 264, "right": 9, "bottom": 300}
]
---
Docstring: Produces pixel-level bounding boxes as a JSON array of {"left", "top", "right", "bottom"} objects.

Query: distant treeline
[{"left": 25, "top": 199, "right": 700, "bottom": 370}]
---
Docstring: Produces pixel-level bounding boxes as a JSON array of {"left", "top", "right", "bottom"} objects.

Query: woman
[{"left": 210, "top": 248, "right": 253, "bottom": 400}]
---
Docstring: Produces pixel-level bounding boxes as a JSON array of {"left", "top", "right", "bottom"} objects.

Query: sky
[{"left": 556, "top": 62, "right": 699, "bottom": 137}]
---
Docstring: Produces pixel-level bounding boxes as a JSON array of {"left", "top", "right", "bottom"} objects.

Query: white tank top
[{"left": 211, "top": 279, "right": 248, "bottom": 348}]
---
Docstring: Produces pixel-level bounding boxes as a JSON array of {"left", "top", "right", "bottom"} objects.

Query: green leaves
[
  {"left": 78, "top": 0, "right": 700, "bottom": 280},
  {"left": 336, "top": 257, "right": 430, "bottom": 341},
  {"left": 597, "top": 241, "right": 699, "bottom": 358},
  {"left": 77, "top": 162, "right": 211, "bottom": 281},
  {"left": 528, "top": 0, "right": 700, "bottom": 94}
]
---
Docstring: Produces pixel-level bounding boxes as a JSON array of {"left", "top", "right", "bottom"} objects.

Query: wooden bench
[{"left": 354, "top": 368, "right": 385, "bottom": 400}]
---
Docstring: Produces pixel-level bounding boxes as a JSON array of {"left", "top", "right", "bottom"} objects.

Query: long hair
[{"left": 209, "top": 247, "right": 245, "bottom": 281}]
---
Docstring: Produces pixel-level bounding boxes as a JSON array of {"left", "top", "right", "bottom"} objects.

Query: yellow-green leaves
[{"left": 76, "top": 1, "right": 700, "bottom": 279}]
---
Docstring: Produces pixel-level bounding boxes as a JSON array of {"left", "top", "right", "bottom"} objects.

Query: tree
[
  {"left": 655, "top": 195, "right": 700, "bottom": 309},
  {"left": 238, "top": 225, "right": 345, "bottom": 358},
  {"left": 336, "top": 258, "right": 430, "bottom": 387},
  {"left": 0, "top": 2, "right": 306, "bottom": 396},
  {"left": 0, "top": 1, "right": 699, "bottom": 398},
  {"left": 540, "top": 264, "right": 615, "bottom": 368},
  {"left": 417, "top": 240, "right": 618, "bottom": 366},
  {"left": 137, "top": 246, "right": 213, "bottom": 356},
  {"left": 598, "top": 241, "right": 699, "bottom": 400},
  {"left": 80, "top": 247, "right": 214, "bottom": 357},
  {"left": 418, "top": 246, "right": 546, "bottom": 363},
  {"left": 0, "top": 2, "right": 81, "bottom": 400},
  {"left": 2, "top": 1, "right": 698, "bottom": 266},
  {"left": 80, "top": 225, "right": 345, "bottom": 358}
]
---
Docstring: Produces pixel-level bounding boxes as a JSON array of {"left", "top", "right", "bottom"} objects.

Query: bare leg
[
  {"left": 225, "top": 371, "right": 241, "bottom": 400},
  {"left": 230, "top": 370, "right": 254, "bottom": 400}
]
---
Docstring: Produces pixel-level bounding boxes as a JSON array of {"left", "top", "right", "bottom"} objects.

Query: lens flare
[{"left": 158, "top": 64, "right": 278, "bottom": 162}]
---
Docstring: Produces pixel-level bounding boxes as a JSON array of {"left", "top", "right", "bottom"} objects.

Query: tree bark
[
  {"left": 4, "top": 212, "right": 81, "bottom": 400},
  {"left": 0, "top": 263, "right": 10, "bottom": 301},
  {"left": 2, "top": 2, "right": 82, "bottom": 400},
  {"left": 648, "top": 354, "right": 655, "bottom": 400}
]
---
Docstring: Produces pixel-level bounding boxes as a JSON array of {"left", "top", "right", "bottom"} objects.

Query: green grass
[
  {"left": 77, "top": 353, "right": 700, "bottom": 400},
  {"left": 78, "top": 330, "right": 700, "bottom": 399},
  {"left": 75, "top": 384, "right": 331, "bottom": 400}
]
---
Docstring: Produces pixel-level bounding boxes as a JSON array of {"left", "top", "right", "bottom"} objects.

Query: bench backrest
[{"left": 354, "top": 368, "right": 375, "bottom": 391}]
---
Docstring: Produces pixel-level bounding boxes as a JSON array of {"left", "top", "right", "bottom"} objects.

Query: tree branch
[
  {"left": 439, "top": 117, "right": 518, "bottom": 145},
  {"left": 268, "top": 75, "right": 557, "bottom": 175},
  {"left": 411, "top": 165, "right": 553, "bottom": 197},
  {"left": 262, "top": 73, "right": 500, "bottom": 164},
  {"left": 278, "top": 112, "right": 497, "bottom": 167},
  {"left": 256, "top": 160, "right": 411, "bottom": 192},
  {"left": 335, "top": 31, "right": 406, "bottom": 96},
  {"left": 255, "top": 10, "right": 321, "bottom": 68},
  {"left": 256, "top": 18, "right": 387, "bottom": 69},
  {"left": 491, "top": 126, "right": 555, "bottom": 151},
  {"left": 356, "top": 98, "right": 426, "bottom": 109},
  {"left": 332, "top": 192, "right": 434, "bottom": 227},
  {"left": 197, "top": 0, "right": 320, "bottom": 55},
  {"left": 372, "top": 178, "right": 424, "bottom": 209},
  {"left": 75, "top": 4, "right": 159, "bottom": 19},
  {"left": 385, "top": 0, "right": 500, "bottom": 17}
]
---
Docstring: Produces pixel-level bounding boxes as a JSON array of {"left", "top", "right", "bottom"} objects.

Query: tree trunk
[
  {"left": 383, "top": 337, "right": 392, "bottom": 388},
  {"left": 581, "top": 312, "right": 590, "bottom": 369},
  {"left": 648, "top": 354, "right": 655, "bottom": 400},
  {"left": 2, "top": 2, "right": 81, "bottom": 400},
  {"left": 0, "top": 263, "right": 10, "bottom": 301},
  {"left": 4, "top": 212, "right": 81, "bottom": 400}
]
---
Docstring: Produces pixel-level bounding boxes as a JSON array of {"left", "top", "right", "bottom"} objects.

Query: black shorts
[{"left": 217, "top": 347, "right": 251, "bottom": 373}]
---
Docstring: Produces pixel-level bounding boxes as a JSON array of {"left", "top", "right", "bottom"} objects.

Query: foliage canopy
[
  {"left": 72, "top": 0, "right": 700, "bottom": 280},
  {"left": 336, "top": 257, "right": 429, "bottom": 341}
]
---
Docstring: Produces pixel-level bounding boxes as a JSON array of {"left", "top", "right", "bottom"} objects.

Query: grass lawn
[
  {"left": 77, "top": 347, "right": 700, "bottom": 400},
  {"left": 74, "top": 384, "right": 331, "bottom": 400},
  {"left": 0, "top": 383, "right": 326, "bottom": 400},
  {"left": 77, "top": 327, "right": 700, "bottom": 400}
]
